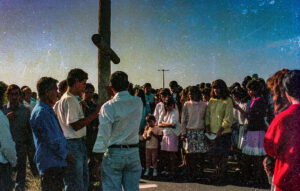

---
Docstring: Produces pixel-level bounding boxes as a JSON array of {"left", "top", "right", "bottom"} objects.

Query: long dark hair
[
  {"left": 211, "top": 79, "right": 230, "bottom": 99},
  {"left": 267, "top": 69, "right": 289, "bottom": 114}
]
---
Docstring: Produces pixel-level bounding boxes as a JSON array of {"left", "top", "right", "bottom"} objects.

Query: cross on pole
[
  {"left": 92, "top": 0, "right": 120, "bottom": 106},
  {"left": 158, "top": 69, "right": 169, "bottom": 88}
]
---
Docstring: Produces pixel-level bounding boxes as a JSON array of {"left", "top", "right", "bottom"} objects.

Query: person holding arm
[
  {"left": 55, "top": 68, "right": 100, "bottom": 191},
  {"left": 234, "top": 80, "right": 267, "bottom": 185}
]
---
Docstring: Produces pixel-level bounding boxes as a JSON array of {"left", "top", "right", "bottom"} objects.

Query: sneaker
[
  {"left": 153, "top": 169, "right": 158, "bottom": 177},
  {"left": 144, "top": 169, "right": 149, "bottom": 176},
  {"left": 161, "top": 170, "right": 168, "bottom": 175}
]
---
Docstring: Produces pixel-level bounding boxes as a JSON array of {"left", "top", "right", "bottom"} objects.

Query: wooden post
[{"left": 98, "top": 0, "right": 111, "bottom": 106}]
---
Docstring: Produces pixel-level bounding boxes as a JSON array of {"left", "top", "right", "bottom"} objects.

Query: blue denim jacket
[{"left": 30, "top": 101, "right": 69, "bottom": 173}]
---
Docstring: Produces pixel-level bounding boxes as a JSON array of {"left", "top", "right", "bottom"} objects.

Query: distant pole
[{"left": 158, "top": 69, "right": 169, "bottom": 88}]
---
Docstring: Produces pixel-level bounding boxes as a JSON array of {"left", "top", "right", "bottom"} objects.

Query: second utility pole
[{"left": 158, "top": 69, "right": 169, "bottom": 88}]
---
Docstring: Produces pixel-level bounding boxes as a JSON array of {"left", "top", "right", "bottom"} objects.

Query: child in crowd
[
  {"left": 158, "top": 98, "right": 180, "bottom": 179},
  {"left": 153, "top": 88, "right": 171, "bottom": 124},
  {"left": 143, "top": 114, "right": 162, "bottom": 177}
]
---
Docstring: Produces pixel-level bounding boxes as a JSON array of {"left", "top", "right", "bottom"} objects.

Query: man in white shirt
[
  {"left": 55, "top": 68, "right": 100, "bottom": 191},
  {"left": 93, "top": 71, "right": 143, "bottom": 191}
]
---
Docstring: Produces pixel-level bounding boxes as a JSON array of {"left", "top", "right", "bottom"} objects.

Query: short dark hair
[
  {"left": 169, "top": 81, "right": 178, "bottom": 88},
  {"left": 164, "top": 96, "right": 175, "bottom": 108},
  {"left": 5, "top": 84, "right": 21, "bottom": 98},
  {"left": 145, "top": 114, "right": 156, "bottom": 122},
  {"left": 67, "top": 68, "right": 88, "bottom": 87},
  {"left": 246, "top": 80, "right": 261, "bottom": 95},
  {"left": 143, "top": 83, "right": 152, "bottom": 89},
  {"left": 159, "top": 88, "right": 171, "bottom": 96},
  {"left": 189, "top": 86, "right": 201, "bottom": 101},
  {"left": 109, "top": 71, "right": 129, "bottom": 92},
  {"left": 58, "top": 80, "right": 67, "bottom": 92},
  {"left": 85, "top": 83, "right": 95, "bottom": 92},
  {"left": 283, "top": 70, "right": 300, "bottom": 99},
  {"left": 37, "top": 77, "right": 58, "bottom": 98},
  {"left": 211, "top": 79, "right": 230, "bottom": 99}
]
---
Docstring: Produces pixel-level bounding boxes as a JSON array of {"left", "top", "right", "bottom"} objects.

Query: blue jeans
[
  {"left": 64, "top": 139, "right": 89, "bottom": 191},
  {"left": 0, "top": 163, "right": 13, "bottom": 191},
  {"left": 101, "top": 147, "right": 142, "bottom": 191}
]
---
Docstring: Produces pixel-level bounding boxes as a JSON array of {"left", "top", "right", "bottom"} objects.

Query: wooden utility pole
[
  {"left": 158, "top": 69, "right": 169, "bottom": 88},
  {"left": 98, "top": 0, "right": 111, "bottom": 106}
]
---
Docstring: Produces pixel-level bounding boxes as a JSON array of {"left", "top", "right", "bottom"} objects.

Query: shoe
[
  {"left": 144, "top": 169, "right": 149, "bottom": 176},
  {"left": 153, "top": 169, "right": 158, "bottom": 177},
  {"left": 161, "top": 170, "right": 169, "bottom": 175}
]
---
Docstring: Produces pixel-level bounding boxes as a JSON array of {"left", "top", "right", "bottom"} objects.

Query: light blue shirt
[
  {"left": 0, "top": 110, "right": 17, "bottom": 167},
  {"left": 93, "top": 91, "right": 143, "bottom": 153}
]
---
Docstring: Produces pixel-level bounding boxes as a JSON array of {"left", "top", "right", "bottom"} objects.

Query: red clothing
[{"left": 264, "top": 104, "right": 300, "bottom": 191}]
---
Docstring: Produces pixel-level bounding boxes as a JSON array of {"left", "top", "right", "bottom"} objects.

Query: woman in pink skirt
[
  {"left": 158, "top": 97, "right": 179, "bottom": 179},
  {"left": 234, "top": 80, "right": 267, "bottom": 185}
]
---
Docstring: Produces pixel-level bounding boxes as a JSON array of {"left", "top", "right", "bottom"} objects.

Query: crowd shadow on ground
[{"left": 141, "top": 160, "right": 270, "bottom": 190}]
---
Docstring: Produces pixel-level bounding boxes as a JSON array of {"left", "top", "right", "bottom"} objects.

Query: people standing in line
[
  {"left": 264, "top": 70, "right": 300, "bottom": 191},
  {"left": 55, "top": 68, "right": 100, "bottom": 191},
  {"left": 30, "top": 77, "right": 73, "bottom": 191},
  {"left": 93, "top": 71, "right": 143, "bottom": 191},
  {"left": 234, "top": 80, "right": 267, "bottom": 185},
  {"left": 144, "top": 83, "right": 155, "bottom": 114},
  {"left": 205, "top": 79, "right": 233, "bottom": 182},
  {"left": 2, "top": 84, "right": 35, "bottom": 191},
  {"left": 158, "top": 98, "right": 180, "bottom": 179},
  {"left": 143, "top": 114, "right": 162, "bottom": 177},
  {"left": 181, "top": 86, "right": 209, "bottom": 179},
  {"left": 0, "top": 86, "right": 17, "bottom": 191}
]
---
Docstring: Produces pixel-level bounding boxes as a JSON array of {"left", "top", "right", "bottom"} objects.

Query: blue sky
[{"left": 0, "top": 0, "right": 299, "bottom": 90}]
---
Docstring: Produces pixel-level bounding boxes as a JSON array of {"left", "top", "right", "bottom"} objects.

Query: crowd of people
[{"left": 0, "top": 68, "right": 299, "bottom": 191}]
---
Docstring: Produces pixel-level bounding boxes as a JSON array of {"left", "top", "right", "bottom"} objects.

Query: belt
[{"left": 108, "top": 144, "right": 139, "bottom": 149}]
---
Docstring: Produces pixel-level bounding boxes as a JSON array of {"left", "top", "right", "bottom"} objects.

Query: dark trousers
[
  {"left": 15, "top": 143, "right": 39, "bottom": 191},
  {"left": 41, "top": 167, "right": 65, "bottom": 191},
  {"left": 0, "top": 163, "right": 13, "bottom": 191}
]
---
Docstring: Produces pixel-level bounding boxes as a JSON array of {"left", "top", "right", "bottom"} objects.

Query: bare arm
[{"left": 70, "top": 109, "right": 99, "bottom": 131}]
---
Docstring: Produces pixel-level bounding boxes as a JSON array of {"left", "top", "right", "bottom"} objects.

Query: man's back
[{"left": 93, "top": 91, "right": 143, "bottom": 153}]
